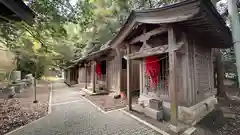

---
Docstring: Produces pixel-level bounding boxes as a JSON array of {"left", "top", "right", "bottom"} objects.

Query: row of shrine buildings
[{"left": 64, "top": 0, "right": 233, "bottom": 127}]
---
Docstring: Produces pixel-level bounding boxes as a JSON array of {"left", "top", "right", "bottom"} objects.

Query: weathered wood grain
[{"left": 168, "top": 25, "right": 178, "bottom": 125}]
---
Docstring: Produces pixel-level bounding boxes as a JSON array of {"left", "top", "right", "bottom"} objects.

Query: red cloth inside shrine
[
  {"left": 95, "top": 63, "right": 101, "bottom": 78},
  {"left": 145, "top": 56, "right": 160, "bottom": 88}
]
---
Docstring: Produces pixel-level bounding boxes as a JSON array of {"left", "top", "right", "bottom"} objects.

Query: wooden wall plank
[
  {"left": 181, "top": 32, "right": 189, "bottom": 105},
  {"left": 187, "top": 38, "right": 196, "bottom": 105},
  {"left": 107, "top": 57, "right": 118, "bottom": 91}
]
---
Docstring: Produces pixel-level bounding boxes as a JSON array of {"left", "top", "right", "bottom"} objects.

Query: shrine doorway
[{"left": 143, "top": 53, "right": 169, "bottom": 98}]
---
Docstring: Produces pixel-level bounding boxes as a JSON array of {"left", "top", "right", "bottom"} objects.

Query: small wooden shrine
[
  {"left": 77, "top": 44, "right": 140, "bottom": 95},
  {"left": 107, "top": 0, "right": 232, "bottom": 125},
  {"left": 64, "top": 65, "right": 79, "bottom": 86}
]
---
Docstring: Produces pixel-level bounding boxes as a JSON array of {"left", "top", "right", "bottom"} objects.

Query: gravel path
[{"left": 8, "top": 84, "right": 162, "bottom": 135}]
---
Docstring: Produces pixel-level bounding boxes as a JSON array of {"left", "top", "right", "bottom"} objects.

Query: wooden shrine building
[
  {"left": 105, "top": 0, "right": 232, "bottom": 125},
  {"left": 64, "top": 65, "right": 79, "bottom": 86},
  {"left": 77, "top": 44, "right": 140, "bottom": 95}
]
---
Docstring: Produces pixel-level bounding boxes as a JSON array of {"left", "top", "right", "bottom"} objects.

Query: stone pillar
[{"left": 11, "top": 71, "right": 21, "bottom": 82}]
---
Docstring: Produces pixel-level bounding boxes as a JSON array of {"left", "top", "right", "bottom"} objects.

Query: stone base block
[
  {"left": 144, "top": 107, "right": 163, "bottom": 121},
  {"left": 178, "top": 95, "right": 217, "bottom": 125},
  {"left": 161, "top": 96, "right": 217, "bottom": 125},
  {"left": 138, "top": 94, "right": 217, "bottom": 125}
]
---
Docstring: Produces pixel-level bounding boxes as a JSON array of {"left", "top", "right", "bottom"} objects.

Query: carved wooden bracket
[
  {"left": 130, "top": 27, "right": 167, "bottom": 45},
  {"left": 176, "top": 41, "right": 185, "bottom": 54},
  {"left": 139, "top": 42, "right": 152, "bottom": 52},
  {"left": 115, "top": 47, "right": 121, "bottom": 56},
  {"left": 128, "top": 42, "right": 184, "bottom": 59}
]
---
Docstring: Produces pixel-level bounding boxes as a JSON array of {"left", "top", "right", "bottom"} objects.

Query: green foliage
[
  {"left": 17, "top": 56, "right": 45, "bottom": 79},
  {"left": 2, "top": 0, "right": 227, "bottom": 79}
]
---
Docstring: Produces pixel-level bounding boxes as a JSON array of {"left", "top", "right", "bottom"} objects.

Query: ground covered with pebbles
[{"left": 0, "top": 81, "right": 49, "bottom": 135}]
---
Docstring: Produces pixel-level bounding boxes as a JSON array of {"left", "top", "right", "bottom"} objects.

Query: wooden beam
[
  {"left": 112, "top": 22, "right": 138, "bottom": 49},
  {"left": 130, "top": 27, "right": 167, "bottom": 44},
  {"left": 115, "top": 46, "right": 121, "bottom": 56},
  {"left": 127, "top": 44, "right": 132, "bottom": 110},
  {"left": 139, "top": 42, "right": 152, "bottom": 52},
  {"left": 115, "top": 47, "right": 122, "bottom": 95},
  {"left": 168, "top": 25, "right": 178, "bottom": 126},
  {"left": 128, "top": 42, "right": 183, "bottom": 60},
  {"left": 139, "top": 60, "right": 143, "bottom": 94}
]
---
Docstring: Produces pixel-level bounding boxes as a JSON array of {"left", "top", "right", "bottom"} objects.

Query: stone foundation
[
  {"left": 135, "top": 96, "right": 164, "bottom": 121},
  {"left": 144, "top": 107, "right": 163, "bottom": 120},
  {"left": 178, "top": 95, "right": 217, "bottom": 125},
  {"left": 138, "top": 95, "right": 217, "bottom": 125},
  {"left": 132, "top": 104, "right": 163, "bottom": 121}
]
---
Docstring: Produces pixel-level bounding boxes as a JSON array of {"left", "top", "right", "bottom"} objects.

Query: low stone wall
[{"left": 162, "top": 96, "right": 217, "bottom": 125}]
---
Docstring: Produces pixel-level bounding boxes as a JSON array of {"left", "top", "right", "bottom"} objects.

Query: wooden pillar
[
  {"left": 127, "top": 44, "right": 132, "bottom": 110},
  {"left": 106, "top": 61, "right": 108, "bottom": 90},
  {"left": 67, "top": 69, "right": 71, "bottom": 85},
  {"left": 168, "top": 25, "right": 178, "bottom": 126},
  {"left": 116, "top": 47, "right": 122, "bottom": 95},
  {"left": 74, "top": 67, "right": 77, "bottom": 84},
  {"left": 84, "top": 64, "right": 88, "bottom": 89},
  {"left": 215, "top": 49, "right": 225, "bottom": 96},
  {"left": 92, "top": 62, "right": 96, "bottom": 93},
  {"left": 139, "top": 60, "right": 143, "bottom": 94}
]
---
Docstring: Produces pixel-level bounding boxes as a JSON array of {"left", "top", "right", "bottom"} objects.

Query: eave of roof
[
  {"left": 74, "top": 47, "right": 112, "bottom": 64},
  {"left": 0, "top": 0, "right": 35, "bottom": 25},
  {"left": 109, "top": 0, "right": 232, "bottom": 49}
]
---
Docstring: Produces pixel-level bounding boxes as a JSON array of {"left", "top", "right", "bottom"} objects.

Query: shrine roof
[
  {"left": 109, "top": 0, "right": 232, "bottom": 49},
  {"left": 0, "top": 0, "right": 35, "bottom": 25},
  {"left": 74, "top": 46, "right": 112, "bottom": 65}
]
